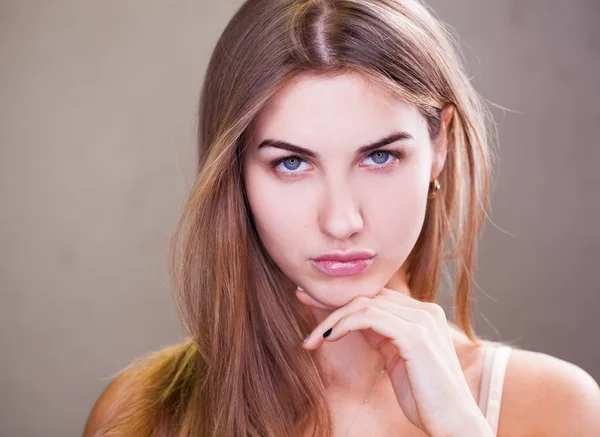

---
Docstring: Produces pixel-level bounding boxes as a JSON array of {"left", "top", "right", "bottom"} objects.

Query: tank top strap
[{"left": 477, "top": 343, "right": 512, "bottom": 435}]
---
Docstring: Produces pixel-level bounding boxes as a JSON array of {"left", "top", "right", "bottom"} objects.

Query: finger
[
  {"left": 363, "top": 330, "right": 401, "bottom": 369},
  {"left": 302, "top": 295, "right": 374, "bottom": 348},
  {"left": 371, "top": 294, "right": 458, "bottom": 368},
  {"left": 302, "top": 289, "right": 449, "bottom": 348},
  {"left": 325, "top": 306, "right": 425, "bottom": 360},
  {"left": 360, "top": 329, "right": 409, "bottom": 380},
  {"left": 374, "top": 337, "right": 408, "bottom": 376},
  {"left": 303, "top": 298, "right": 432, "bottom": 349},
  {"left": 376, "top": 289, "right": 449, "bottom": 331}
]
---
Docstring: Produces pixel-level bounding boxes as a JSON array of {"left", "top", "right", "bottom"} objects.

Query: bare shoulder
[
  {"left": 82, "top": 364, "right": 140, "bottom": 437},
  {"left": 499, "top": 346, "right": 600, "bottom": 437},
  {"left": 82, "top": 338, "right": 195, "bottom": 437}
]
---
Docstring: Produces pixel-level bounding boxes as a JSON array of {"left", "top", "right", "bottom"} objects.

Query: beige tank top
[{"left": 477, "top": 343, "right": 512, "bottom": 435}]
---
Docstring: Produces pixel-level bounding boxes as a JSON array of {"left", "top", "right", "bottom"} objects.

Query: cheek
[
  {"left": 243, "top": 168, "right": 306, "bottom": 266},
  {"left": 362, "top": 169, "right": 429, "bottom": 262},
  {"left": 375, "top": 189, "right": 427, "bottom": 251}
]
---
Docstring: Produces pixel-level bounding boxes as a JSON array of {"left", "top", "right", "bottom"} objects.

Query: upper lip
[{"left": 312, "top": 250, "right": 375, "bottom": 262}]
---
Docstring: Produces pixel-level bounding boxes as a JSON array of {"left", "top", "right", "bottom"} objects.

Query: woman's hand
[{"left": 298, "top": 286, "right": 493, "bottom": 437}]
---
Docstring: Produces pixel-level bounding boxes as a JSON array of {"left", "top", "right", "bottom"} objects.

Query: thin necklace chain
[{"left": 343, "top": 364, "right": 387, "bottom": 437}]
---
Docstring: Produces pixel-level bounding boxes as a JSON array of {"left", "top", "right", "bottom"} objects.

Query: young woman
[{"left": 83, "top": 0, "right": 600, "bottom": 436}]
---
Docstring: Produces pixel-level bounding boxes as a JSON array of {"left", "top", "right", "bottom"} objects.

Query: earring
[{"left": 428, "top": 178, "right": 440, "bottom": 199}]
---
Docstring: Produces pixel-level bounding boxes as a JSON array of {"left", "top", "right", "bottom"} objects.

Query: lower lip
[{"left": 311, "top": 257, "right": 374, "bottom": 277}]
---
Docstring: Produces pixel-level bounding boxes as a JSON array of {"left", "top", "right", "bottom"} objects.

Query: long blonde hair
[{"left": 98, "top": 0, "right": 493, "bottom": 436}]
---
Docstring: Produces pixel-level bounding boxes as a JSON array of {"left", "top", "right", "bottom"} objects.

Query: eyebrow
[{"left": 256, "top": 131, "right": 414, "bottom": 159}]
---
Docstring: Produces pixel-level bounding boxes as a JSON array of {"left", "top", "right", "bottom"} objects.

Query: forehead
[{"left": 250, "top": 72, "right": 427, "bottom": 146}]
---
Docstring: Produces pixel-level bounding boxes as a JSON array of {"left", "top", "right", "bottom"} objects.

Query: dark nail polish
[{"left": 323, "top": 328, "right": 332, "bottom": 338}]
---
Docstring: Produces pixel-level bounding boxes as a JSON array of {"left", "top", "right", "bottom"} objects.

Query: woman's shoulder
[
  {"left": 497, "top": 343, "right": 600, "bottom": 436},
  {"left": 82, "top": 337, "right": 196, "bottom": 437},
  {"left": 450, "top": 326, "right": 599, "bottom": 436}
]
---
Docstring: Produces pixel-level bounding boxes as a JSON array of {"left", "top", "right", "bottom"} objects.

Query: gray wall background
[{"left": 0, "top": 1, "right": 598, "bottom": 436}]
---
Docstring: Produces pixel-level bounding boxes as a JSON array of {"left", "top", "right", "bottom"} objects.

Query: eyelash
[{"left": 269, "top": 148, "right": 407, "bottom": 177}]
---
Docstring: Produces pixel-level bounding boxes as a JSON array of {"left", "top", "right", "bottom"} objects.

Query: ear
[{"left": 431, "top": 103, "right": 455, "bottom": 179}]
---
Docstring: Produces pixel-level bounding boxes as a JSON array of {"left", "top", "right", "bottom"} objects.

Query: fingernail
[
  {"left": 297, "top": 286, "right": 304, "bottom": 291},
  {"left": 302, "top": 334, "right": 310, "bottom": 344},
  {"left": 323, "top": 328, "right": 332, "bottom": 338}
]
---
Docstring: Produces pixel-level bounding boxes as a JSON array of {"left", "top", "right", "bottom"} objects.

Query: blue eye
[
  {"left": 280, "top": 156, "right": 303, "bottom": 171},
  {"left": 268, "top": 156, "right": 309, "bottom": 174},
  {"left": 269, "top": 149, "right": 406, "bottom": 176},
  {"left": 368, "top": 150, "right": 392, "bottom": 165}
]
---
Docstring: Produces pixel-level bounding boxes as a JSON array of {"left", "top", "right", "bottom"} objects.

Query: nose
[{"left": 318, "top": 180, "right": 364, "bottom": 241}]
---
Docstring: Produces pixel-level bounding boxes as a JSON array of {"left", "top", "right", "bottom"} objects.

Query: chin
[{"left": 307, "top": 276, "right": 386, "bottom": 307}]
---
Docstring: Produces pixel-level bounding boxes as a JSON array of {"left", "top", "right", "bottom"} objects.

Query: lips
[
  {"left": 311, "top": 250, "right": 375, "bottom": 277},
  {"left": 311, "top": 258, "right": 374, "bottom": 277},
  {"left": 312, "top": 250, "right": 375, "bottom": 262}
]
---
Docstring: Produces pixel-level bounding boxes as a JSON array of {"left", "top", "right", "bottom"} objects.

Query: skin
[
  {"left": 82, "top": 71, "right": 600, "bottom": 437},
  {"left": 242, "top": 70, "right": 450, "bottom": 386},
  {"left": 241, "top": 71, "right": 489, "bottom": 435},
  {"left": 240, "top": 71, "right": 600, "bottom": 436},
  {"left": 243, "top": 71, "right": 444, "bottom": 319}
]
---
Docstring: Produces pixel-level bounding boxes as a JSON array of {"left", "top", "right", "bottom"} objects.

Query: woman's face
[{"left": 242, "top": 72, "right": 447, "bottom": 308}]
